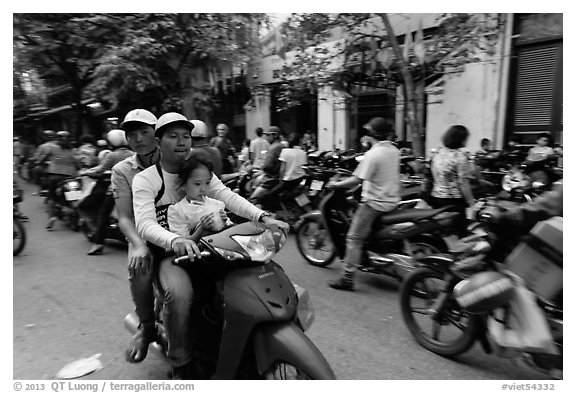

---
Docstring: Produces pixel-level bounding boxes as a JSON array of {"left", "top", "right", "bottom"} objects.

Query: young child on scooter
[{"left": 167, "top": 156, "right": 232, "bottom": 240}]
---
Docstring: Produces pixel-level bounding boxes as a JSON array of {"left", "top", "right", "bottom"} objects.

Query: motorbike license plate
[
  {"left": 310, "top": 179, "right": 324, "bottom": 191},
  {"left": 295, "top": 193, "right": 311, "bottom": 207},
  {"left": 64, "top": 190, "right": 83, "bottom": 201}
]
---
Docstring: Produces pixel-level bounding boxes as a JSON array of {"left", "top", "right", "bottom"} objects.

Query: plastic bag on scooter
[{"left": 487, "top": 283, "right": 558, "bottom": 355}]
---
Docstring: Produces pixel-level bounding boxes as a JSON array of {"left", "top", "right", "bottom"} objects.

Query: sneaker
[
  {"left": 46, "top": 217, "right": 57, "bottom": 231},
  {"left": 328, "top": 275, "right": 355, "bottom": 291},
  {"left": 87, "top": 244, "right": 104, "bottom": 256}
]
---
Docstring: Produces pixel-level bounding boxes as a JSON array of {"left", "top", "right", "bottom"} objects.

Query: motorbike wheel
[
  {"left": 400, "top": 268, "right": 479, "bottom": 357},
  {"left": 295, "top": 218, "right": 336, "bottom": 267},
  {"left": 13, "top": 216, "right": 26, "bottom": 256},
  {"left": 18, "top": 162, "right": 33, "bottom": 182},
  {"left": 263, "top": 362, "right": 312, "bottom": 380}
]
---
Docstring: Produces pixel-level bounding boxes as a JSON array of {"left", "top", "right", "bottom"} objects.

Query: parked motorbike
[
  {"left": 124, "top": 222, "right": 335, "bottom": 380},
  {"left": 521, "top": 155, "right": 562, "bottom": 190},
  {"left": 266, "top": 179, "right": 315, "bottom": 231},
  {"left": 296, "top": 188, "right": 457, "bottom": 282},
  {"left": 399, "top": 200, "right": 562, "bottom": 379},
  {"left": 13, "top": 187, "right": 26, "bottom": 256}
]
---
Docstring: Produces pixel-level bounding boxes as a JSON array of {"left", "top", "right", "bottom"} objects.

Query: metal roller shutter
[{"left": 513, "top": 45, "right": 557, "bottom": 127}]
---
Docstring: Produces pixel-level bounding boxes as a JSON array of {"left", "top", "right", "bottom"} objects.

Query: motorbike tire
[
  {"left": 18, "top": 162, "right": 33, "bottom": 182},
  {"left": 295, "top": 217, "right": 336, "bottom": 267},
  {"left": 13, "top": 216, "right": 26, "bottom": 256},
  {"left": 400, "top": 267, "right": 479, "bottom": 357},
  {"left": 263, "top": 361, "right": 312, "bottom": 380}
]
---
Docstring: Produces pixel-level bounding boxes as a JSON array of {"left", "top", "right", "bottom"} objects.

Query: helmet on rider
[
  {"left": 154, "top": 112, "right": 194, "bottom": 139},
  {"left": 190, "top": 120, "right": 208, "bottom": 138},
  {"left": 56, "top": 130, "right": 70, "bottom": 139},
  {"left": 96, "top": 139, "right": 108, "bottom": 148},
  {"left": 107, "top": 129, "right": 128, "bottom": 148},
  {"left": 363, "top": 117, "right": 394, "bottom": 141},
  {"left": 120, "top": 109, "right": 157, "bottom": 132},
  {"left": 43, "top": 130, "right": 56, "bottom": 140}
]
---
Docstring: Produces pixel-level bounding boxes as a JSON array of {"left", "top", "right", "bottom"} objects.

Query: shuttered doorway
[{"left": 507, "top": 41, "right": 563, "bottom": 145}]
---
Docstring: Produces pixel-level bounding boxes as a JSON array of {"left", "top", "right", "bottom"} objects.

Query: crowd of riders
[{"left": 14, "top": 110, "right": 562, "bottom": 379}]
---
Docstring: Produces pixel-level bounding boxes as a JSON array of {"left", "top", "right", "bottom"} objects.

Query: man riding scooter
[
  {"left": 326, "top": 117, "right": 401, "bottom": 291},
  {"left": 79, "top": 129, "right": 135, "bottom": 255},
  {"left": 131, "top": 112, "right": 288, "bottom": 379}
]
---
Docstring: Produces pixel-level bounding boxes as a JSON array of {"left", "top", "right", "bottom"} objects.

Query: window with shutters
[
  {"left": 513, "top": 45, "right": 556, "bottom": 127},
  {"left": 507, "top": 41, "right": 562, "bottom": 144},
  {"left": 506, "top": 14, "right": 562, "bottom": 146}
]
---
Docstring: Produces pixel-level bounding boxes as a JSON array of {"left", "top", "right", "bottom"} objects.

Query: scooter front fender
[{"left": 253, "top": 321, "right": 336, "bottom": 380}]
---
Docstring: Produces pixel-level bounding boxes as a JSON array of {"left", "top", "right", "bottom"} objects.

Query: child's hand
[
  {"left": 199, "top": 212, "right": 214, "bottom": 230},
  {"left": 218, "top": 209, "right": 228, "bottom": 224}
]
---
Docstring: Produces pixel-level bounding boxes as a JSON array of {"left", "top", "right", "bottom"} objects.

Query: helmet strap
[{"left": 139, "top": 147, "right": 160, "bottom": 167}]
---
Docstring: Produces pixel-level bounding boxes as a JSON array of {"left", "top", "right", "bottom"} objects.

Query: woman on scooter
[
  {"left": 132, "top": 112, "right": 288, "bottom": 379},
  {"left": 39, "top": 131, "right": 81, "bottom": 230}
]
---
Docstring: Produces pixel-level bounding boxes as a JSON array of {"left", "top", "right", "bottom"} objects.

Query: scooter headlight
[
  {"left": 65, "top": 180, "right": 81, "bottom": 191},
  {"left": 231, "top": 228, "right": 286, "bottom": 263}
]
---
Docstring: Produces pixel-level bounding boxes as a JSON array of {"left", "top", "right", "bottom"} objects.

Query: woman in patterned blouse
[{"left": 429, "top": 125, "right": 476, "bottom": 234}]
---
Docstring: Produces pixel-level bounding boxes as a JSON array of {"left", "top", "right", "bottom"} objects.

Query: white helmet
[
  {"left": 190, "top": 120, "right": 208, "bottom": 138},
  {"left": 121, "top": 109, "right": 157, "bottom": 130},
  {"left": 107, "top": 129, "right": 128, "bottom": 148}
]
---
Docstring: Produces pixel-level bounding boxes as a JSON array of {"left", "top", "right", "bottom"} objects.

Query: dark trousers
[
  {"left": 266, "top": 177, "right": 305, "bottom": 209},
  {"left": 428, "top": 196, "right": 468, "bottom": 235},
  {"left": 92, "top": 193, "right": 115, "bottom": 245}
]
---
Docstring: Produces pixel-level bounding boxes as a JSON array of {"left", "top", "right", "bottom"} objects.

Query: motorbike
[
  {"left": 296, "top": 187, "right": 457, "bottom": 282},
  {"left": 124, "top": 222, "right": 335, "bottom": 380},
  {"left": 46, "top": 176, "right": 84, "bottom": 231},
  {"left": 399, "top": 199, "right": 562, "bottom": 379},
  {"left": 263, "top": 178, "right": 315, "bottom": 231},
  {"left": 521, "top": 154, "right": 562, "bottom": 190},
  {"left": 13, "top": 185, "right": 26, "bottom": 256}
]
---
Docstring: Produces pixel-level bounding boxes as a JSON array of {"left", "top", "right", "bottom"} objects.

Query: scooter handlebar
[{"left": 173, "top": 250, "right": 211, "bottom": 266}]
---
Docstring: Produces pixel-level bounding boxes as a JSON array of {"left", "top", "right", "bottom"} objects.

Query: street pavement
[{"left": 12, "top": 179, "right": 551, "bottom": 381}]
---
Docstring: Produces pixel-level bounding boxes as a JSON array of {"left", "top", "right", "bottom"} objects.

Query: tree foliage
[
  {"left": 14, "top": 13, "right": 271, "bottom": 130},
  {"left": 276, "top": 13, "right": 504, "bottom": 156},
  {"left": 88, "top": 13, "right": 270, "bottom": 118}
]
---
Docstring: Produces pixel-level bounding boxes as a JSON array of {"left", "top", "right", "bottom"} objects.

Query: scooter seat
[{"left": 377, "top": 205, "right": 455, "bottom": 225}]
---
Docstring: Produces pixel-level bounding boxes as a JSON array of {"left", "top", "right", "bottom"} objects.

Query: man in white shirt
[
  {"left": 265, "top": 132, "right": 307, "bottom": 208},
  {"left": 249, "top": 127, "right": 270, "bottom": 169},
  {"left": 131, "top": 112, "right": 288, "bottom": 379},
  {"left": 326, "top": 117, "right": 401, "bottom": 291},
  {"left": 526, "top": 133, "right": 555, "bottom": 162}
]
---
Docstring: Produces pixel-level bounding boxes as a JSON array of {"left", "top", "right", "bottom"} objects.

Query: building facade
[{"left": 246, "top": 13, "right": 563, "bottom": 155}]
